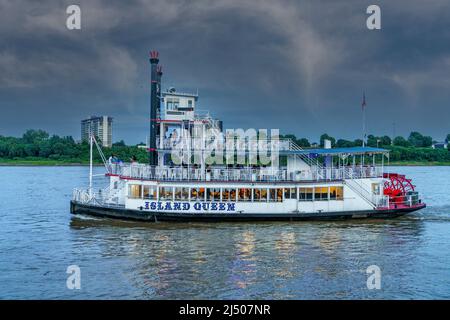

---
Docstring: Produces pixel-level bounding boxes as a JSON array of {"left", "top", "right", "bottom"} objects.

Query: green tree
[
  {"left": 380, "top": 135, "right": 392, "bottom": 146},
  {"left": 336, "top": 139, "right": 355, "bottom": 148},
  {"left": 22, "top": 129, "right": 49, "bottom": 144},
  {"left": 320, "top": 134, "right": 335, "bottom": 147},
  {"left": 408, "top": 131, "right": 432, "bottom": 147},
  {"left": 393, "top": 136, "right": 411, "bottom": 147},
  {"left": 113, "top": 140, "right": 126, "bottom": 147},
  {"left": 297, "top": 138, "right": 310, "bottom": 148}
]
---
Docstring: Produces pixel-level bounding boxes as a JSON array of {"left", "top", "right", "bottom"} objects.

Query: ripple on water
[{"left": 0, "top": 166, "right": 449, "bottom": 299}]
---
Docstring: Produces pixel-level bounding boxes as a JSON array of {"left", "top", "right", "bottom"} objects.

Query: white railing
[
  {"left": 109, "top": 163, "right": 383, "bottom": 182},
  {"left": 72, "top": 187, "right": 125, "bottom": 207},
  {"left": 72, "top": 188, "right": 92, "bottom": 204}
]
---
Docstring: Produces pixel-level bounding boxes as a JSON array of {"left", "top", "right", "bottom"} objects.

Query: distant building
[
  {"left": 81, "top": 116, "right": 113, "bottom": 147},
  {"left": 432, "top": 140, "right": 448, "bottom": 149}
]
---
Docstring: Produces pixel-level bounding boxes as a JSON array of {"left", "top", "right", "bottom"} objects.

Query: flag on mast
[{"left": 362, "top": 92, "right": 366, "bottom": 109}]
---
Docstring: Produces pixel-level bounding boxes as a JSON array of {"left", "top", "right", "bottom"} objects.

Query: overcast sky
[{"left": 1, "top": 0, "right": 449, "bottom": 144}]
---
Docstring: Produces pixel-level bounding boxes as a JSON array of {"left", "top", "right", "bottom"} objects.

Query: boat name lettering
[{"left": 144, "top": 201, "right": 235, "bottom": 212}]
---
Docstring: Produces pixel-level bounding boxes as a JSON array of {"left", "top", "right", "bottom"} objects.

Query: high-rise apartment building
[{"left": 81, "top": 116, "right": 113, "bottom": 147}]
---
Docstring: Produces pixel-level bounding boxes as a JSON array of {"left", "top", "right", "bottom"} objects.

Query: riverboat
[{"left": 70, "top": 51, "right": 426, "bottom": 221}]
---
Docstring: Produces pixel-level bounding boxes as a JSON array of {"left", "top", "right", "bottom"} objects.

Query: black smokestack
[
  {"left": 157, "top": 65, "right": 163, "bottom": 116},
  {"left": 149, "top": 50, "right": 160, "bottom": 166}
]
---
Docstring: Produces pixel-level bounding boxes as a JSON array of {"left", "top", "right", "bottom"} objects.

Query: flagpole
[
  {"left": 362, "top": 92, "right": 366, "bottom": 147},
  {"left": 362, "top": 106, "right": 365, "bottom": 147}
]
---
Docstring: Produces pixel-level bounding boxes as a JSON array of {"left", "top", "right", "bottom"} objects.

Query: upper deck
[
  {"left": 109, "top": 146, "right": 388, "bottom": 183},
  {"left": 109, "top": 163, "right": 384, "bottom": 183}
]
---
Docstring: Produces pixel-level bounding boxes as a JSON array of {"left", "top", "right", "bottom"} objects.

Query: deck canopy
[{"left": 280, "top": 146, "right": 389, "bottom": 157}]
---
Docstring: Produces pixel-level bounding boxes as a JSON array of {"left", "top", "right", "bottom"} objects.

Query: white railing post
[{"left": 89, "top": 134, "right": 93, "bottom": 199}]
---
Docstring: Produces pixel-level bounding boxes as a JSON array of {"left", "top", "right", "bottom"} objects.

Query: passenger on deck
[{"left": 108, "top": 154, "right": 118, "bottom": 172}]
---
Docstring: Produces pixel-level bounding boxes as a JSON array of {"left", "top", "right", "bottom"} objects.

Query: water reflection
[
  {"left": 2, "top": 165, "right": 448, "bottom": 299},
  {"left": 68, "top": 216, "right": 430, "bottom": 299},
  {"left": 229, "top": 230, "right": 257, "bottom": 290}
]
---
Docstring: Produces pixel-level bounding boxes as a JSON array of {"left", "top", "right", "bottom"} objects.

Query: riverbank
[
  {"left": 389, "top": 161, "right": 450, "bottom": 166},
  {"left": 1, "top": 159, "right": 450, "bottom": 166},
  {"left": 0, "top": 159, "right": 101, "bottom": 166}
]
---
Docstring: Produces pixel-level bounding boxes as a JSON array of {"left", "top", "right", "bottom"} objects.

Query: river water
[{"left": 0, "top": 166, "right": 449, "bottom": 299}]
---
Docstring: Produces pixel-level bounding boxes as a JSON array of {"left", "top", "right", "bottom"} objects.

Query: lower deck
[
  {"left": 72, "top": 174, "right": 426, "bottom": 217},
  {"left": 70, "top": 200, "right": 425, "bottom": 222}
]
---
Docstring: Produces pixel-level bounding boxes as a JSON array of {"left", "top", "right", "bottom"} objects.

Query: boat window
[
  {"left": 198, "top": 188, "right": 205, "bottom": 201},
  {"left": 143, "top": 186, "right": 156, "bottom": 199},
  {"left": 299, "top": 187, "right": 313, "bottom": 201},
  {"left": 207, "top": 188, "right": 221, "bottom": 201},
  {"left": 284, "top": 188, "right": 297, "bottom": 199},
  {"left": 291, "top": 188, "right": 297, "bottom": 199},
  {"left": 128, "top": 184, "right": 142, "bottom": 199},
  {"left": 314, "top": 187, "right": 329, "bottom": 201},
  {"left": 372, "top": 183, "right": 380, "bottom": 195},
  {"left": 182, "top": 187, "right": 190, "bottom": 200},
  {"left": 238, "top": 188, "right": 251, "bottom": 202},
  {"left": 260, "top": 188, "right": 268, "bottom": 201},
  {"left": 191, "top": 187, "right": 205, "bottom": 201},
  {"left": 277, "top": 188, "right": 283, "bottom": 202},
  {"left": 175, "top": 187, "right": 189, "bottom": 201},
  {"left": 252, "top": 188, "right": 263, "bottom": 202},
  {"left": 268, "top": 188, "right": 283, "bottom": 202},
  {"left": 191, "top": 188, "right": 199, "bottom": 200},
  {"left": 222, "top": 188, "right": 236, "bottom": 202},
  {"left": 159, "top": 187, "right": 173, "bottom": 201},
  {"left": 222, "top": 188, "right": 229, "bottom": 201},
  {"left": 329, "top": 186, "right": 344, "bottom": 200}
]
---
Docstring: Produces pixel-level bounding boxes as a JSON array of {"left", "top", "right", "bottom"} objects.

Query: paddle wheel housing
[{"left": 383, "top": 173, "right": 415, "bottom": 204}]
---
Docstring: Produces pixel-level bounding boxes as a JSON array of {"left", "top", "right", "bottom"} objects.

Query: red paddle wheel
[{"left": 383, "top": 173, "right": 415, "bottom": 204}]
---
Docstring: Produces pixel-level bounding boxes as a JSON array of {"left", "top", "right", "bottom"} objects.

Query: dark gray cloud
[{"left": 0, "top": 0, "right": 449, "bottom": 143}]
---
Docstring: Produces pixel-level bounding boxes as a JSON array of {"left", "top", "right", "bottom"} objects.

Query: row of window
[
  {"left": 128, "top": 185, "right": 344, "bottom": 202},
  {"left": 166, "top": 98, "right": 193, "bottom": 110}
]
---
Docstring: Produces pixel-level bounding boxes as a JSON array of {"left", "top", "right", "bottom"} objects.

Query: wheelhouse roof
[{"left": 281, "top": 146, "right": 389, "bottom": 156}]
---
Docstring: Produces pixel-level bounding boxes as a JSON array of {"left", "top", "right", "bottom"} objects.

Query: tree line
[
  {"left": 282, "top": 131, "right": 444, "bottom": 149},
  {"left": 282, "top": 132, "right": 450, "bottom": 163},
  {"left": 0, "top": 129, "right": 449, "bottom": 164},
  {"left": 0, "top": 129, "right": 148, "bottom": 163}
]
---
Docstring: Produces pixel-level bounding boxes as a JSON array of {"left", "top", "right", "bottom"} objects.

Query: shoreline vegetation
[{"left": 1, "top": 129, "right": 450, "bottom": 167}]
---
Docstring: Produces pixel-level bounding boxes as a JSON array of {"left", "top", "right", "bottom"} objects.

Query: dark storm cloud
[{"left": 0, "top": 0, "right": 449, "bottom": 143}]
